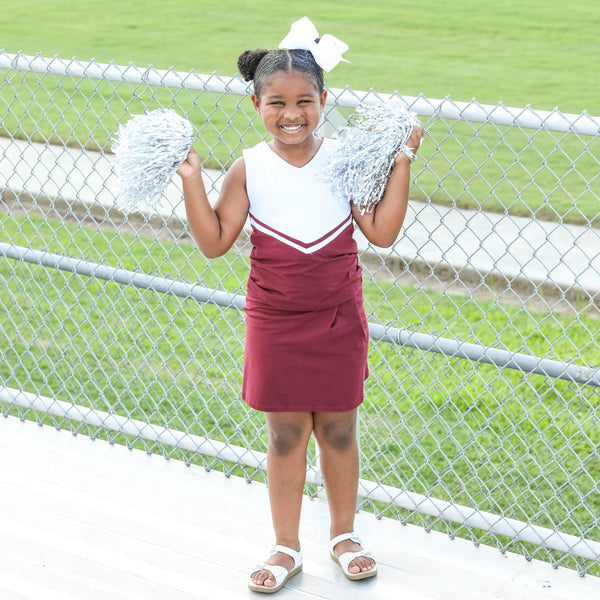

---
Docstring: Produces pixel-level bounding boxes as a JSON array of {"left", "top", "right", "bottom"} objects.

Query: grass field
[{"left": 2, "top": 0, "right": 599, "bottom": 113}]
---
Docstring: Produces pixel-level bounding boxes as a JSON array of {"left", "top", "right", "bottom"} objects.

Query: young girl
[{"left": 178, "top": 18, "right": 423, "bottom": 594}]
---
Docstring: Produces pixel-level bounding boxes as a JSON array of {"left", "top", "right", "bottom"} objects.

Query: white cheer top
[{"left": 242, "top": 138, "right": 351, "bottom": 254}]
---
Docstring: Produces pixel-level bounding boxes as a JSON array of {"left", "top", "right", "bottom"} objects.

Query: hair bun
[{"left": 237, "top": 49, "right": 270, "bottom": 82}]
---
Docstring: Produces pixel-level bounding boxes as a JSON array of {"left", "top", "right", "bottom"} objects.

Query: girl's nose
[{"left": 283, "top": 104, "right": 301, "bottom": 119}]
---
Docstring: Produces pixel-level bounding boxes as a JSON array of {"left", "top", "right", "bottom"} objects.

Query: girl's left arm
[{"left": 352, "top": 126, "right": 423, "bottom": 248}]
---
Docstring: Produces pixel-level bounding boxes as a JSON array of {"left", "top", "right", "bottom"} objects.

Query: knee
[
  {"left": 268, "top": 421, "right": 309, "bottom": 456},
  {"left": 314, "top": 418, "right": 356, "bottom": 452}
]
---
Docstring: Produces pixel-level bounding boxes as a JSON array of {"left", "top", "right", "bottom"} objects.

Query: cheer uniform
[{"left": 241, "top": 138, "right": 369, "bottom": 412}]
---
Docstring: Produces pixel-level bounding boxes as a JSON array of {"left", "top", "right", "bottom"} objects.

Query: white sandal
[
  {"left": 330, "top": 532, "right": 377, "bottom": 580},
  {"left": 248, "top": 545, "right": 303, "bottom": 594}
]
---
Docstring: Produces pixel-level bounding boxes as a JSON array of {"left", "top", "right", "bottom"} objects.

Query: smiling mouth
[{"left": 280, "top": 124, "right": 304, "bottom": 133}]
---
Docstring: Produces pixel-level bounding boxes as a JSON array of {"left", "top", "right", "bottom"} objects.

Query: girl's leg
[
  {"left": 313, "top": 409, "right": 376, "bottom": 575},
  {"left": 250, "top": 411, "right": 313, "bottom": 589}
]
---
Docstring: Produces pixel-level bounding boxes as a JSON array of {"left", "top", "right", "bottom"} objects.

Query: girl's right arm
[{"left": 178, "top": 147, "right": 249, "bottom": 258}]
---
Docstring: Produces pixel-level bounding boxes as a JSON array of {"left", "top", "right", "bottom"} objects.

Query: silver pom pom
[
  {"left": 322, "top": 99, "right": 421, "bottom": 214},
  {"left": 112, "top": 109, "right": 195, "bottom": 212}
]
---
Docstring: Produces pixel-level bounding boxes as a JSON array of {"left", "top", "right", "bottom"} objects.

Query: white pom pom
[
  {"left": 322, "top": 99, "right": 421, "bottom": 214},
  {"left": 112, "top": 109, "right": 195, "bottom": 212}
]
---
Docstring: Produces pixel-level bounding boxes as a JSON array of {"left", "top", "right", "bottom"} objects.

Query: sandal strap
[
  {"left": 271, "top": 544, "right": 303, "bottom": 569},
  {"left": 330, "top": 531, "right": 361, "bottom": 551}
]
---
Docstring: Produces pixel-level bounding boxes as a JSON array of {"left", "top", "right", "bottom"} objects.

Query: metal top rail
[{"left": 1, "top": 50, "right": 599, "bottom": 135}]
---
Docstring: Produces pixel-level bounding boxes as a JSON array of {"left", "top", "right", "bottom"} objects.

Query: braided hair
[{"left": 237, "top": 48, "right": 325, "bottom": 99}]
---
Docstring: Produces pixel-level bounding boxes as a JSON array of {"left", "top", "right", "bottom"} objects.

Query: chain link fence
[{"left": 1, "top": 51, "right": 600, "bottom": 575}]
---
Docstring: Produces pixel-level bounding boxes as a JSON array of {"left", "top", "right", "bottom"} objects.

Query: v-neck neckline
[{"left": 265, "top": 137, "right": 325, "bottom": 169}]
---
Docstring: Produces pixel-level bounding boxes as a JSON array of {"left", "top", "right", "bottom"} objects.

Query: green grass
[{"left": 2, "top": 0, "right": 599, "bottom": 113}]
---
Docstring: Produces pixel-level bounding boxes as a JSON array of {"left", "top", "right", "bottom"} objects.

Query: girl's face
[{"left": 252, "top": 70, "right": 327, "bottom": 150}]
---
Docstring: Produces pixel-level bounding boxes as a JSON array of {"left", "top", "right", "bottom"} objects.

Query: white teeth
[{"left": 282, "top": 124, "right": 303, "bottom": 132}]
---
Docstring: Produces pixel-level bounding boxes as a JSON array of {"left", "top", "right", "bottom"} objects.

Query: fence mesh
[{"left": 1, "top": 51, "right": 600, "bottom": 575}]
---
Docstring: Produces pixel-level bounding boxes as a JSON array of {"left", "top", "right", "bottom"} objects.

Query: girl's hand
[
  {"left": 354, "top": 124, "right": 424, "bottom": 247},
  {"left": 395, "top": 125, "right": 424, "bottom": 166},
  {"left": 177, "top": 146, "right": 203, "bottom": 180}
]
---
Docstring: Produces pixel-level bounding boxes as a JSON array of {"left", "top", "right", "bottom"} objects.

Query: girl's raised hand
[
  {"left": 395, "top": 126, "right": 424, "bottom": 166},
  {"left": 408, "top": 125, "right": 424, "bottom": 152},
  {"left": 177, "top": 146, "right": 203, "bottom": 180}
]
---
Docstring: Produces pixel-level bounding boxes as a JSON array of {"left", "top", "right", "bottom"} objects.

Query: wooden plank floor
[{"left": 1, "top": 415, "right": 598, "bottom": 600}]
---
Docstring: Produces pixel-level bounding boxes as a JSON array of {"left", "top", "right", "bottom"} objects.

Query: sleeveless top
[{"left": 242, "top": 138, "right": 363, "bottom": 313}]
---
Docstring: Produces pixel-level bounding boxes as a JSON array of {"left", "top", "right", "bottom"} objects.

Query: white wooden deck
[{"left": 1, "top": 415, "right": 598, "bottom": 600}]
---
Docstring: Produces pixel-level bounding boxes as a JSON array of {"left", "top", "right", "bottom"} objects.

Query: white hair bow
[{"left": 278, "top": 16, "right": 349, "bottom": 72}]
